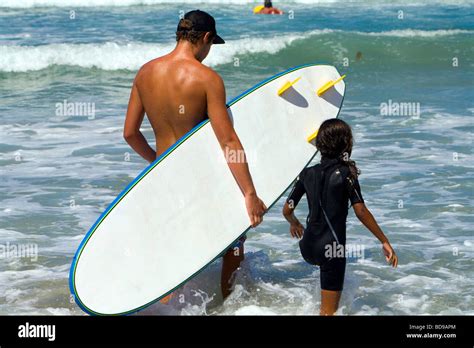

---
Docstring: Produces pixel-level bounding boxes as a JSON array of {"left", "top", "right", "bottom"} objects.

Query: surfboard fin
[
  {"left": 307, "top": 129, "right": 318, "bottom": 145},
  {"left": 277, "top": 77, "right": 301, "bottom": 96},
  {"left": 317, "top": 74, "right": 346, "bottom": 96}
]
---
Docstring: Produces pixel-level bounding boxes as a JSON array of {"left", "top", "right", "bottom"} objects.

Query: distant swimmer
[{"left": 256, "top": 0, "right": 283, "bottom": 15}]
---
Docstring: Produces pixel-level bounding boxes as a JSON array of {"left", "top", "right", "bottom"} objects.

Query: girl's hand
[
  {"left": 382, "top": 242, "right": 398, "bottom": 268},
  {"left": 290, "top": 221, "right": 304, "bottom": 239}
]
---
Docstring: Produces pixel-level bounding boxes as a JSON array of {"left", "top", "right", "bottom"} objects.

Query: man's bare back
[
  {"left": 124, "top": 10, "right": 266, "bottom": 226},
  {"left": 135, "top": 54, "right": 214, "bottom": 157}
]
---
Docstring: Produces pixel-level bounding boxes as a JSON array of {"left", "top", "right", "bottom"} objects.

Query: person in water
[
  {"left": 282, "top": 119, "right": 398, "bottom": 315},
  {"left": 257, "top": 0, "right": 283, "bottom": 15},
  {"left": 123, "top": 10, "right": 266, "bottom": 300}
]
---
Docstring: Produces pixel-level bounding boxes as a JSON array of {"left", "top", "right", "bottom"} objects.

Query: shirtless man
[
  {"left": 257, "top": 0, "right": 284, "bottom": 15},
  {"left": 123, "top": 10, "right": 266, "bottom": 299}
]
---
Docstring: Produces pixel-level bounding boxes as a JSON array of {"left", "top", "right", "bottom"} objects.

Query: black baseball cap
[{"left": 178, "top": 10, "right": 225, "bottom": 44}]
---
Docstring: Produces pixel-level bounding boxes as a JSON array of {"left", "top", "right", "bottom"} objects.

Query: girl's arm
[
  {"left": 353, "top": 203, "right": 398, "bottom": 267},
  {"left": 283, "top": 202, "right": 304, "bottom": 239},
  {"left": 283, "top": 172, "right": 307, "bottom": 239}
]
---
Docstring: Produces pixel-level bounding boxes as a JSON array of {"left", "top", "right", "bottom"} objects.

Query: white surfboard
[{"left": 70, "top": 63, "right": 345, "bottom": 315}]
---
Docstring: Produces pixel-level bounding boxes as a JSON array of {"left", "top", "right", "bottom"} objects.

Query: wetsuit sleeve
[
  {"left": 346, "top": 176, "right": 364, "bottom": 206},
  {"left": 286, "top": 170, "right": 306, "bottom": 208}
]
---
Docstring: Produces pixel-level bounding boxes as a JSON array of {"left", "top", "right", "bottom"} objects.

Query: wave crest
[{"left": 1, "top": 28, "right": 471, "bottom": 72}]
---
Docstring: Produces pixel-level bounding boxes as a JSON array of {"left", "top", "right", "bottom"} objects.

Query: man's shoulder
[
  {"left": 140, "top": 55, "right": 168, "bottom": 72},
  {"left": 134, "top": 57, "right": 163, "bottom": 82},
  {"left": 191, "top": 65, "right": 223, "bottom": 93},
  {"left": 198, "top": 64, "right": 222, "bottom": 83},
  {"left": 135, "top": 56, "right": 223, "bottom": 91}
]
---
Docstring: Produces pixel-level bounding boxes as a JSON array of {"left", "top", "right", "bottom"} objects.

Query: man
[
  {"left": 257, "top": 0, "right": 283, "bottom": 15},
  {"left": 123, "top": 10, "right": 266, "bottom": 299}
]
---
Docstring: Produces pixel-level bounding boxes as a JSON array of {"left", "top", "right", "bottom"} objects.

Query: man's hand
[{"left": 245, "top": 193, "right": 267, "bottom": 227}]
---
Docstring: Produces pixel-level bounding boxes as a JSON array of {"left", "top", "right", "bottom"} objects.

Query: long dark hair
[{"left": 315, "top": 118, "right": 360, "bottom": 179}]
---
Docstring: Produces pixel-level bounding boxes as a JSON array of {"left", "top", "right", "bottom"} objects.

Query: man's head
[
  {"left": 176, "top": 10, "right": 224, "bottom": 61},
  {"left": 264, "top": 0, "right": 273, "bottom": 8}
]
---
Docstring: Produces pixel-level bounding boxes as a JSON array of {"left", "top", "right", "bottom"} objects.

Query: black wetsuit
[{"left": 286, "top": 157, "right": 364, "bottom": 291}]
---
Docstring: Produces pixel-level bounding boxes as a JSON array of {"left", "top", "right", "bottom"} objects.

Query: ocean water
[{"left": 0, "top": 0, "right": 473, "bottom": 315}]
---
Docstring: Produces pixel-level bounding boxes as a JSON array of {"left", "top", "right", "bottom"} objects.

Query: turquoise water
[{"left": 0, "top": 0, "right": 473, "bottom": 315}]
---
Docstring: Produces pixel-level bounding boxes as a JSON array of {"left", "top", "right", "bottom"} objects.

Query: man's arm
[
  {"left": 206, "top": 71, "right": 266, "bottom": 227},
  {"left": 123, "top": 81, "right": 156, "bottom": 164}
]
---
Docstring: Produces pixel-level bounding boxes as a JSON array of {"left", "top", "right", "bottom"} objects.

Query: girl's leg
[
  {"left": 319, "top": 257, "right": 346, "bottom": 315},
  {"left": 320, "top": 289, "right": 342, "bottom": 315}
]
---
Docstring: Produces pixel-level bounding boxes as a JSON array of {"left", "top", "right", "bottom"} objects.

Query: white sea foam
[
  {"left": 0, "top": 42, "right": 169, "bottom": 72},
  {"left": 234, "top": 305, "right": 277, "bottom": 315}
]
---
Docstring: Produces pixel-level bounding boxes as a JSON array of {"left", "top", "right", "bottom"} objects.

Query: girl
[{"left": 282, "top": 119, "right": 398, "bottom": 315}]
